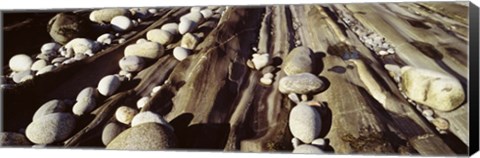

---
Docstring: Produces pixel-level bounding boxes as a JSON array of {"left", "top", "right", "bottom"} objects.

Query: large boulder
[
  {"left": 279, "top": 73, "right": 324, "bottom": 94},
  {"left": 288, "top": 104, "right": 322, "bottom": 143},
  {"left": 106, "top": 123, "right": 176, "bottom": 150},
  {"left": 400, "top": 66, "right": 465, "bottom": 111},
  {"left": 25, "top": 113, "right": 76, "bottom": 144},
  {"left": 283, "top": 46, "right": 315, "bottom": 76}
]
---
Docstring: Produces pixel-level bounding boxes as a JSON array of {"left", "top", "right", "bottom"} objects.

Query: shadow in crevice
[
  {"left": 312, "top": 51, "right": 327, "bottom": 75},
  {"left": 177, "top": 123, "right": 231, "bottom": 149},
  {"left": 328, "top": 66, "right": 347, "bottom": 74},
  {"left": 314, "top": 102, "right": 333, "bottom": 138}
]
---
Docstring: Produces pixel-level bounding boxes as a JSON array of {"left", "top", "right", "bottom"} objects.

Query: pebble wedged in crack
[
  {"left": 25, "top": 113, "right": 76, "bottom": 145},
  {"left": 282, "top": 46, "right": 315, "bottom": 76},
  {"left": 279, "top": 73, "right": 324, "bottom": 94},
  {"left": 400, "top": 66, "right": 465, "bottom": 111},
  {"left": 289, "top": 104, "right": 322, "bottom": 144},
  {"left": 106, "top": 123, "right": 176, "bottom": 150}
]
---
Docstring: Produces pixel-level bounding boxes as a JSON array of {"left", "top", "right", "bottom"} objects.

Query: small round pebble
[
  {"left": 9, "top": 54, "right": 33, "bottom": 72},
  {"left": 12, "top": 70, "right": 33, "bottom": 83},
  {"left": 97, "top": 33, "right": 115, "bottom": 45},
  {"left": 97, "top": 75, "right": 122, "bottom": 96},
  {"left": 200, "top": 9, "right": 213, "bottom": 19},
  {"left": 136, "top": 38, "right": 148, "bottom": 44},
  {"left": 111, "top": 16, "right": 133, "bottom": 32},
  {"left": 180, "top": 33, "right": 199, "bottom": 50},
  {"left": 136, "top": 96, "right": 150, "bottom": 109},
  {"left": 288, "top": 93, "right": 300, "bottom": 103},
  {"left": 251, "top": 53, "right": 269, "bottom": 70},
  {"left": 173, "top": 47, "right": 190, "bottom": 61},
  {"left": 180, "top": 12, "right": 204, "bottom": 23},
  {"left": 25, "top": 113, "right": 76, "bottom": 144},
  {"left": 263, "top": 73, "right": 274, "bottom": 79},
  {"left": 291, "top": 137, "right": 301, "bottom": 148},
  {"left": 115, "top": 106, "right": 138, "bottom": 125},
  {"left": 422, "top": 109, "right": 434, "bottom": 117},
  {"left": 119, "top": 56, "right": 145, "bottom": 72},
  {"left": 289, "top": 104, "right": 322, "bottom": 143}
]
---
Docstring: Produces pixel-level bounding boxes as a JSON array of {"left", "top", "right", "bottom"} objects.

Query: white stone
[
  {"left": 400, "top": 66, "right": 465, "bottom": 111},
  {"left": 200, "top": 9, "right": 213, "bottom": 19},
  {"left": 180, "top": 33, "right": 199, "bottom": 50},
  {"left": 76, "top": 87, "right": 96, "bottom": 102},
  {"left": 111, "top": 16, "right": 133, "bottom": 32},
  {"left": 118, "top": 56, "right": 145, "bottom": 72},
  {"left": 151, "top": 86, "right": 162, "bottom": 94},
  {"left": 289, "top": 104, "right": 322, "bottom": 143},
  {"left": 89, "top": 9, "right": 130, "bottom": 24},
  {"left": 146, "top": 29, "right": 173, "bottom": 45},
  {"left": 32, "top": 99, "right": 68, "bottom": 121},
  {"left": 118, "top": 38, "right": 126, "bottom": 44},
  {"left": 35, "top": 65, "right": 55, "bottom": 76},
  {"left": 25, "top": 113, "right": 76, "bottom": 145},
  {"left": 251, "top": 53, "right": 269, "bottom": 70},
  {"left": 160, "top": 23, "right": 179, "bottom": 35},
  {"left": 40, "top": 42, "right": 61, "bottom": 55},
  {"left": 263, "top": 73, "right": 274, "bottom": 79},
  {"left": 260, "top": 77, "right": 273, "bottom": 85},
  {"left": 178, "top": 19, "right": 197, "bottom": 35},
  {"left": 387, "top": 48, "right": 395, "bottom": 54},
  {"left": 311, "top": 138, "right": 326, "bottom": 146},
  {"left": 422, "top": 109, "right": 434, "bottom": 117},
  {"left": 97, "top": 33, "right": 115, "bottom": 45},
  {"left": 148, "top": 8, "right": 158, "bottom": 14},
  {"left": 291, "top": 137, "right": 301, "bottom": 148},
  {"left": 173, "top": 47, "right": 190, "bottom": 61},
  {"left": 136, "top": 96, "right": 150, "bottom": 109},
  {"left": 288, "top": 93, "right": 300, "bottom": 103},
  {"left": 97, "top": 75, "right": 122, "bottom": 96},
  {"left": 180, "top": 12, "right": 204, "bottom": 23},
  {"left": 64, "top": 38, "right": 101, "bottom": 55},
  {"left": 9, "top": 54, "right": 33, "bottom": 72},
  {"left": 292, "top": 144, "right": 324, "bottom": 154},
  {"left": 131, "top": 111, "right": 173, "bottom": 131},
  {"left": 124, "top": 42, "right": 164, "bottom": 59},
  {"left": 12, "top": 70, "right": 33, "bottom": 83},
  {"left": 31, "top": 60, "right": 48, "bottom": 71},
  {"left": 136, "top": 38, "right": 148, "bottom": 44},
  {"left": 72, "top": 97, "right": 96, "bottom": 116},
  {"left": 115, "top": 106, "right": 138, "bottom": 125},
  {"left": 378, "top": 50, "right": 389, "bottom": 56}
]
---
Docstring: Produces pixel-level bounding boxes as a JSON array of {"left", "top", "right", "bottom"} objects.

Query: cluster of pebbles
[
  {"left": 1, "top": 6, "right": 227, "bottom": 148},
  {"left": 336, "top": 9, "right": 464, "bottom": 134},
  {"left": 336, "top": 9, "right": 396, "bottom": 56}
]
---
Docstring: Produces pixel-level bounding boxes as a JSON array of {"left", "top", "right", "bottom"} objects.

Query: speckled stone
[
  {"left": 25, "top": 113, "right": 76, "bottom": 145},
  {"left": 106, "top": 123, "right": 176, "bottom": 150},
  {"left": 279, "top": 73, "right": 324, "bottom": 94}
]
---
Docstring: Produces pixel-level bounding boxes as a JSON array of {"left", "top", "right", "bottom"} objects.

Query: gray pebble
[{"left": 25, "top": 113, "right": 76, "bottom": 145}]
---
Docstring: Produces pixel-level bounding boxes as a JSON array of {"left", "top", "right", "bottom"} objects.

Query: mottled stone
[
  {"left": 289, "top": 104, "right": 322, "bottom": 143},
  {"left": 279, "top": 73, "right": 324, "bottom": 94},
  {"left": 106, "top": 123, "right": 176, "bottom": 150},
  {"left": 283, "top": 46, "right": 314, "bottom": 76},
  {"left": 180, "top": 33, "right": 199, "bottom": 50},
  {"left": 115, "top": 106, "right": 138, "bottom": 125},
  {"left": 25, "top": 113, "right": 76, "bottom": 144},
  {"left": 118, "top": 56, "right": 145, "bottom": 72}
]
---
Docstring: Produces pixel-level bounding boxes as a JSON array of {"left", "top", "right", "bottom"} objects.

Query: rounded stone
[
  {"left": 200, "top": 9, "right": 214, "bottom": 19},
  {"left": 173, "top": 47, "right": 190, "bottom": 61},
  {"left": 432, "top": 118, "right": 449, "bottom": 131},
  {"left": 146, "top": 29, "right": 173, "bottom": 45},
  {"left": 25, "top": 113, "right": 76, "bottom": 145},
  {"left": 422, "top": 109, "right": 434, "bottom": 117},
  {"left": 102, "top": 122, "right": 128, "bottom": 146},
  {"left": 160, "top": 23, "right": 179, "bottom": 35},
  {"left": 130, "top": 8, "right": 152, "bottom": 20},
  {"left": 89, "top": 9, "right": 131, "bottom": 24},
  {"left": 111, "top": 16, "right": 133, "bottom": 32},
  {"left": 9, "top": 54, "right": 33, "bottom": 72},
  {"left": 289, "top": 104, "right": 322, "bottom": 143},
  {"left": 136, "top": 96, "right": 150, "bottom": 109},
  {"left": 288, "top": 93, "right": 300, "bottom": 103},
  {"left": 97, "top": 33, "right": 115, "bottom": 45},
  {"left": 72, "top": 97, "right": 96, "bottom": 116},
  {"left": 292, "top": 144, "right": 324, "bottom": 154},
  {"left": 124, "top": 42, "right": 165, "bottom": 59},
  {"left": 283, "top": 46, "right": 314, "bottom": 76},
  {"left": 260, "top": 77, "right": 273, "bottom": 85},
  {"left": 136, "top": 38, "right": 148, "bottom": 44},
  {"left": 64, "top": 38, "right": 101, "bottom": 55},
  {"left": 311, "top": 138, "right": 326, "bottom": 146},
  {"left": 251, "top": 53, "right": 270, "bottom": 70},
  {"left": 279, "top": 73, "right": 324, "bottom": 94},
  {"left": 31, "top": 60, "right": 48, "bottom": 71},
  {"left": 131, "top": 111, "right": 172, "bottom": 131},
  {"left": 400, "top": 66, "right": 465, "bottom": 111},
  {"left": 118, "top": 56, "right": 145, "bottom": 72},
  {"left": 178, "top": 19, "right": 197, "bottom": 35},
  {"left": 180, "top": 12, "right": 204, "bottom": 23},
  {"left": 40, "top": 42, "right": 61, "bottom": 55},
  {"left": 106, "top": 122, "right": 176, "bottom": 150},
  {"left": 97, "top": 75, "right": 122, "bottom": 96},
  {"left": 115, "top": 106, "right": 138, "bottom": 125},
  {"left": 32, "top": 99, "right": 68, "bottom": 121},
  {"left": 36, "top": 65, "right": 55, "bottom": 75},
  {"left": 0, "top": 132, "right": 31, "bottom": 146},
  {"left": 12, "top": 70, "right": 33, "bottom": 84},
  {"left": 180, "top": 33, "right": 199, "bottom": 50},
  {"left": 48, "top": 13, "right": 91, "bottom": 44},
  {"left": 190, "top": 7, "right": 205, "bottom": 13}
]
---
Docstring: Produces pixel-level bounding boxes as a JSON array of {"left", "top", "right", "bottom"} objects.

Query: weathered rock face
[
  {"left": 106, "top": 123, "right": 176, "bottom": 150},
  {"left": 0, "top": 132, "right": 31, "bottom": 146},
  {"left": 400, "top": 66, "right": 465, "bottom": 111},
  {"left": 292, "top": 144, "right": 324, "bottom": 154},
  {"left": 279, "top": 73, "right": 324, "bottom": 94},
  {"left": 47, "top": 13, "right": 92, "bottom": 45},
  {"left": 32, "top": 99, "right": 68, "bottom": 121},
  {"left": 102, "top": 122, "right": 128, "bottom": 146},
  {"left": 89, "top": 9, "right": 131, "bottom": 24},
  {"left": 25, "top": 113, "right": 76, "bottom": 144},
  {"left": 282, "top": 46, "right": 315, "bottom": 76},
  {"left": 124, "top": 42, "right": 165, "bottom": 59},
  {"left": 288, "top": 104, "right": 322, "bottom": 143}
]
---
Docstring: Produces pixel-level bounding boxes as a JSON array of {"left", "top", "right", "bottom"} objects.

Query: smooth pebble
[
  {"left": 146, "top": 29, "right": 173, "bottom": 45},
  {"left": 115, "top": 106, "right": 138, "bottom": 125},
  {"left": 173, "top": 47, "right": 190, "bottom": 61},
  {"left": 97, "top": 75, "right": 122, "bottom": 96},
  {"left": 32, "top": 99, "right": 68, "bottom": 121},
  {"left": 9, "top": 54, "right": 33, "bottom": 72},
  {"left": 111, "top": 16, "right": 133, "bottom": 32},
  {"left": 119, "top": 56, "right": 145, "bottom": 72},
  {"left": 25, "top": 113, "right": 76, "bottom": 144}
]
